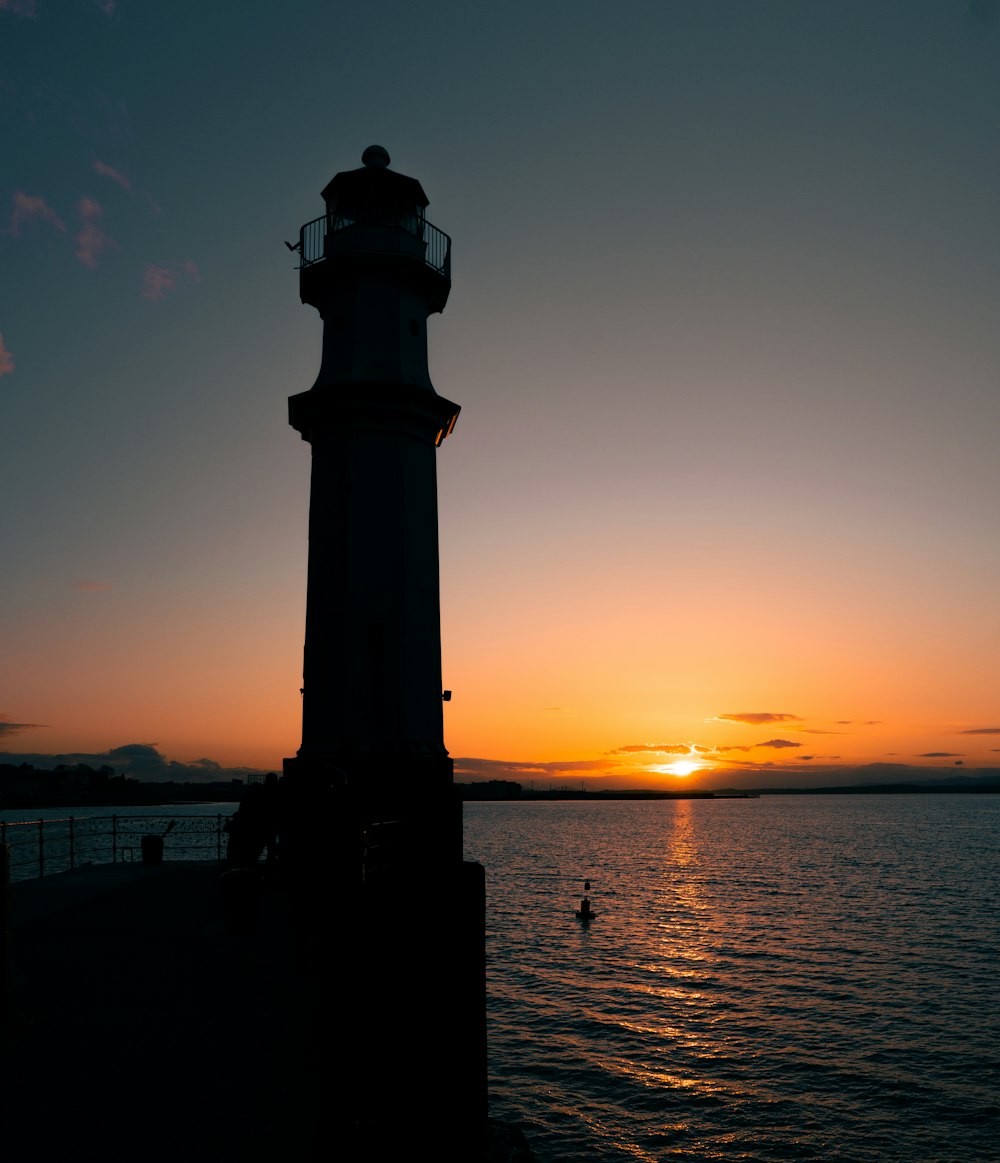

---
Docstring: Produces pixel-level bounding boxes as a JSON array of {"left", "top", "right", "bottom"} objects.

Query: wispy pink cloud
[
  {"left": 0, "top": 333, "right": 14, "bottom": 378},
  {"left": 9, "top": 191, "right": 67, "bottom": 235},
  {"left": 74, "top": 196, "right": 117, "bottom": 269},
  {"left": 72, "top": 580, "right": 113, "bottom": 591},
  {"left": 94, "top": 0, "right": 117, "bottom": 13},
  {"left": 0, "top": 1, "right": 39, "bottom": 19},
  {"left": 92, "top": 159, "right": 131, "bottom": 191},
  {"left": 141, "top": 265, "right": 177, "bottom": 300},
  {"left": 141, "top": 259, "right": 200, "bottom": 300}
]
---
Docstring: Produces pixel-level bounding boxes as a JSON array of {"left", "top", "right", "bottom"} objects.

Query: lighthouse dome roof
[{"left": 322, "top": 146, "right": 429, "bottom": 214}]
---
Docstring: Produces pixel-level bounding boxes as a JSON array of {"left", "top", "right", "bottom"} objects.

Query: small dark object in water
[{"left": 576, "top": 896, "right": 595, "bottom": 921}]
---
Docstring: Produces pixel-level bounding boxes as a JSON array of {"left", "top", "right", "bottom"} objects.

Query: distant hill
[{"left": 0, "top": 762, "right": 246, "bottom": 809}]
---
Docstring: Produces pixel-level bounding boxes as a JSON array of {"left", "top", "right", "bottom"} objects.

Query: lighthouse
[{"left": 283, "top": 148, "right": 485, "bottom": 1159}]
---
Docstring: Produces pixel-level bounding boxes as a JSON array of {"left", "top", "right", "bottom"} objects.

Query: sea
[
  {"left": 464, "top": 796, "right": 999, "bottom": 1162},
  {"left": 5, "top": 795, "right": 996, "bottom": 1160}
]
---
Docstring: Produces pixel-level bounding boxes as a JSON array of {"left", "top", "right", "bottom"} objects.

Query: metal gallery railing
[
  {"left": 0, "top": 815, "right": 227, "bottom": 883},
  {"left": 298, "top": 211, "right": 451, "bottom": 279}
]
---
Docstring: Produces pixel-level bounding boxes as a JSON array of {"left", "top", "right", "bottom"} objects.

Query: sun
[{"left": 655, "top": 760, "right": 701, "bottom": 777}]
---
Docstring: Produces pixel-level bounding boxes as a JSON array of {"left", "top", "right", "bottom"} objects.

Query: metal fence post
[
  {"left": 38, "top": 818, "right": 44, "bottom": 879},
  {"left": 112, "top": 815, "right": 118, "bottom": 865},
  {"left": 216, "top": 814, "right": 222, "bottom": 862},
  {"left": 69, "top": 816, "right": 75, "bottom": 870}
]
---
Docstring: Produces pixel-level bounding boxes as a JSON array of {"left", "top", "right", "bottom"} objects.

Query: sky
[{"left": 2, "top": 0, "right": 1000, "bottom": 790}]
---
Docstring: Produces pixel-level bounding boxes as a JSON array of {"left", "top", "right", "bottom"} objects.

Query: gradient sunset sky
[{"left": 3, "top": 1, "right": 999, "bottom": 789}]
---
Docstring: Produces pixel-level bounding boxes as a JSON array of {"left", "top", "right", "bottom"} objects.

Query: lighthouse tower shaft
[
  {"left": 297, "top": 408, "right": 449, "bottom": 757},
  {"left": 286, "top": 147, "right": 461, "bottom": 862}
]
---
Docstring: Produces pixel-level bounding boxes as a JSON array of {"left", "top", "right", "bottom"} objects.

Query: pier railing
[{"left": 0, "top": 815, "right": 227, "bottom": 884}]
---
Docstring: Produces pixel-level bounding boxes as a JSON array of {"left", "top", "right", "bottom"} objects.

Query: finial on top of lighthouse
[{"left": 362, "top": 144, "right": 390, "bottom": 168}]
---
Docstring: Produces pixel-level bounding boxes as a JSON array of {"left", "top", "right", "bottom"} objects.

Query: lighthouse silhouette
[{"left": 282, "top": 147, "right": 486, "bottom": 1159}]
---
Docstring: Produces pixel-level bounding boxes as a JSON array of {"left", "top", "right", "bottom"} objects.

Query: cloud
[
  {"left": 714, "top": 738, "right": 802, "bottom": 751},
  {"left": 187, "top": 757, "right": 222, "bottom": 772},
  {"left": 94, "top": 0, "right": 117, "bottom": 14},
  {"left": 958, "top": 727, "right": 1000, "bottom": 735},
  {"left": 9, "top": 191, "right": 67, "bottom": 235},
  {"left": 835, "top": 720, "right": 882, "bottom": 726},
  {"left": 610, "top": 743, "right": 693, "bottom": 755},
  {"left": 141, "top": 259, "right": 200, "bottom": 300},
  {"left": 0, "top": 716, "right": 46, "bottom": 737},
  {"left": 0, "top": 1, "right": 38, "bottom": 18},
  {"left": 716, "top": 712, "right": 802, "bottom": 725},
  {"left": 72, "top": 580, "right": 112, "bottom": 591},
  {"left": 75, "top": 196, "right": 117, "bottom": 269},
  {"left": 106, "top": 742, "right": 164, "bottom": 766},
  {"left": 613, "top": 738, "right": 812, "bottom": 759},
  {"left": 800, "top": 729, "right": 844, "bottom": 735},
  {"left": 92, "top": 159, "right": 131, "bottom": 191},
  {"left": 0, "top": 333, "right": 14, "bottom": 377},
  {"left": 141, "top": 266, "right": 176, "bottom": 300},
  {"left": 454, "top": 756, "right": 620, "bottom": 781},
  {"left": 919, "top": 752, "right": 963, "bottom": 758}
]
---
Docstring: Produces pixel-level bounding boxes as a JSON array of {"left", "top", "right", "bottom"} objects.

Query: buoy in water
[{"left": 576, "top": 895, "right": 596, "bottom": 921}]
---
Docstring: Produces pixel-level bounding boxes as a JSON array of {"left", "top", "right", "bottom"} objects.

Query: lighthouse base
[{"left": 279, "top": 753, "right": 487, "bottom": 1160}]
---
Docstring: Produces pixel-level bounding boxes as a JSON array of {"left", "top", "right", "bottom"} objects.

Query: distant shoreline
[
  {"left": 459, "top": 783, "right": 1000, "bottom": 800},
  {"left": 5, "top": 763, "right": 998, "bottom": 813}
]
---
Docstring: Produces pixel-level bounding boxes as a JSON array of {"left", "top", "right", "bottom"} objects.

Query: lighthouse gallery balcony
[{"left": 298, "top": 210, "right": 452, "bottom": 281}]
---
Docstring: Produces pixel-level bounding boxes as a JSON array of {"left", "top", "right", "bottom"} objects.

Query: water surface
[{"left": 464, "top": 796, "right": 999, "bottom": 1161}]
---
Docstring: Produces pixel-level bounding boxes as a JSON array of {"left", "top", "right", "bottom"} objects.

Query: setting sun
[{"left": 659, "top": 760, "right": 700, "bottom": 777}]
